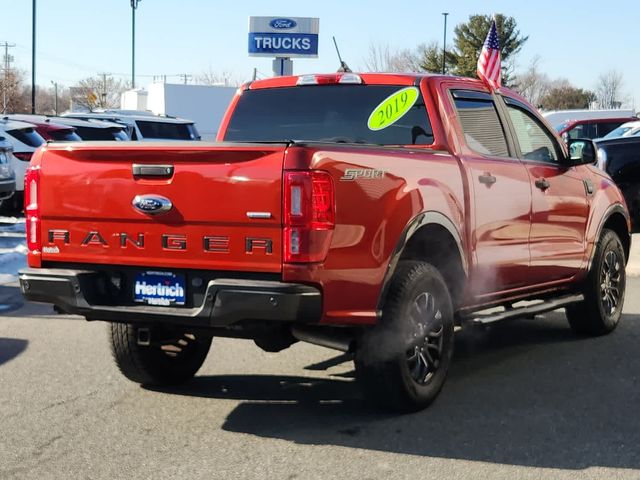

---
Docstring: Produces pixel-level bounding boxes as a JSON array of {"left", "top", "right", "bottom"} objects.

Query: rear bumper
[{"left": 19, "top": 268, "right": 321, "bottom": 327}]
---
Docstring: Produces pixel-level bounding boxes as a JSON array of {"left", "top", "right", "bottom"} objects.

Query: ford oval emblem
[
  {"left": 132, "top": 195, "right": 173, "bottom": 215},
  {"left": 269, "top": 18, "right": 297, "bottom": 29}
]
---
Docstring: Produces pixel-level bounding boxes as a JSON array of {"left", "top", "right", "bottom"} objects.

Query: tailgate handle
[{"left": 132, "top": 164, "right": 174, "bottom": 178}]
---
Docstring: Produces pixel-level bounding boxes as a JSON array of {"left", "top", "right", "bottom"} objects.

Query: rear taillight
[
  {"left": 14, "top": 152, "right": 32, "bottom": 162},
  {"left": 284, "top": 171, "right": 335, "bottom": 263},
  {"left": 24, "top": 167, "right": 41, "bottom": 254}
]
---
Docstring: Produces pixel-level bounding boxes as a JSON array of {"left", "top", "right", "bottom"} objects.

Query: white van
[{"left": 543, "top": 109, "right": 636, "bottom": 128}]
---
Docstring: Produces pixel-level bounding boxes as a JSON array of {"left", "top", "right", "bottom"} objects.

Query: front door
[{"left": 503, "top": 99, "right": 589, "bottom": 283}]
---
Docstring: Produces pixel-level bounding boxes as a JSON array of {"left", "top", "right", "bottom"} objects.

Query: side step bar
[{"left": 463, "top": 294, "right": 584, "bottom": 325}]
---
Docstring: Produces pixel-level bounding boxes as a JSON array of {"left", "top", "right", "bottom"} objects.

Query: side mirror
[{"left": 565, "top": 138, "right": 596, "bottom": 166}]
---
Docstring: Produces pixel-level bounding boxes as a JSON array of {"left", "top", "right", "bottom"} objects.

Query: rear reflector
[
  {"left": 296, "top": 73, "right": 363, "bottom": 86},
  {"left": 284, "top": 171, "right": 335, "bottom": 263}
]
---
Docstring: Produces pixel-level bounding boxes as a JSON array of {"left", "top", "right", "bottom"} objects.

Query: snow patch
[{"left": 0, "top": 216, "right": 26, "bottom": 285}]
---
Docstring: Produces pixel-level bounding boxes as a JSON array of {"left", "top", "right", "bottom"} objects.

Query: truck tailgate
[{"left": 38, "top": 143, "right": 285, "bottom": 272}]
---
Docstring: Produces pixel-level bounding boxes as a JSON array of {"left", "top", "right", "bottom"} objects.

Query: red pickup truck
[{"left": 19, "top": 73, "right": 630, "bottom": 412}]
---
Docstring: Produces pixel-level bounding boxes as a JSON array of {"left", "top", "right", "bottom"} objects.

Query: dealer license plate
[{"left": 134, "top": 271, "right": 186, "bottom": 306}]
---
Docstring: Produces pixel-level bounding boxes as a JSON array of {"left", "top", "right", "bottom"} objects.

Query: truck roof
[
  {"left": 246, "top": 72, "right": 462, "bottom": 90},
  {"left": 63, "top": 111, "right": 194, "bottom": 124}
]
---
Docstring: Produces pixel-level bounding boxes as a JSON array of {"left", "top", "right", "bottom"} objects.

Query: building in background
[{"left": 121, "top": 83, "right": 237, "bottom": 140}]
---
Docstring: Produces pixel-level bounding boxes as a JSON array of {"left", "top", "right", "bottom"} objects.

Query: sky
[{"left": 2, "top": 0, "right": 639, "bottom": 108}]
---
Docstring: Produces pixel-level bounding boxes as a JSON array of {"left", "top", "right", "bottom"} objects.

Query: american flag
[{"left": 477, "top": 19, "right": 501, "bottom": 89}]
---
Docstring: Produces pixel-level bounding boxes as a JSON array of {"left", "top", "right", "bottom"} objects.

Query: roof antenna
[{"left": 333, "top": 36, "right": 352, "bottom": 73}]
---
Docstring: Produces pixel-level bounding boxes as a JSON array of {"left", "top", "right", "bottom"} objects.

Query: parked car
[
  {"left": 4, "top": 114, "right": 81, "bottom": 142},
  {"left": 596, "top": 135, "right": 640, "bottom": 231},
  {"left": 6, "top": 114, "right": 129, "bottom": 142},
  {"left": 0, "top": 136, "right": 16, "bottom": 211},
  {"left": 602, "top": 120, "right": 640, "bottom": 140},
  {"left": 46, "top": 117, "right": 129, "bottom": 141},
  {"left": 555, "top": 117, "right": 636, "bottom": 141},
  {"left": 62, "top": 110, "right": 200, "bottom": 141},
  {"left": 0, "top": 118, "right": 45, "bottom": 212}
]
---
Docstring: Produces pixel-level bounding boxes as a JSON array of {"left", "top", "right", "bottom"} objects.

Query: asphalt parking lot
[{"left": 1, "top": 279, "right": 640, "bottom": 480}]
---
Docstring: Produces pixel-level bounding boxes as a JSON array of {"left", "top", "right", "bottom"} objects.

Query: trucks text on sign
[{"left": 248, "top": 16, "right": 319, "bottom": 58}]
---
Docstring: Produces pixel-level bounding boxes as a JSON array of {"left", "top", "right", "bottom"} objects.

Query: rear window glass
[
  {"left": 49, "top": 130, "right": 82, "bottom": 142},
  {"left": 7, "top": 128, "right": 45, "bottom": 148},
  {"left": 136, "top": 121, "right": 197, "bottom": 140},
  {"left": 74, "top": 126, "right": 128, "bottom": 141},
  {"left": 224, "top": 85, "right": 434, "bottom": 145}
]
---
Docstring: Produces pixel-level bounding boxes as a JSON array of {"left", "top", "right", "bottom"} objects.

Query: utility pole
[
  {"left": 51, "top": 81, "right": 58, "bottom": 115},
  {"left": 442, "top": 12, "right": 449, "bottom": 75},
  {"left": 31, "top": 0, "right": 37, "bottom": 113},
  {"left": 252, "top": 68, "right": 257, "bottom": 81},
  {"left": 131, "top": 0, "right": 141, "bottom": 88},
  {"left": 98, "top": 72, "right": 110, "bottom": 107},
  {"left": 1, "top": 42, "right": 16, "bottom": 113},
  {"left": 179, "top": 73, "right": 191, "bottom": 85}
]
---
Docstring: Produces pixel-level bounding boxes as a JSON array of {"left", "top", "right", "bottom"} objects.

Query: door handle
[
  {"left": 478, "top": 173, "right": 497, "bottom": 186},
  {"left": 535, "top": 178, "right": 551, "bottom": 191},
  {"left": 132, "top": 164, "right": 174, "bottom": 178}
]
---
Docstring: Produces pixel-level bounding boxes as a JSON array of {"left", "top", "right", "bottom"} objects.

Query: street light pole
[
  {"left": 131, "top": 0, "right": 141, "bottom": 89},
  {"left": 31, "top": 0, "right": 36, "bottom": 113},
  {"left": 442, "top": 12, "right": 449, "bottom": 75}
]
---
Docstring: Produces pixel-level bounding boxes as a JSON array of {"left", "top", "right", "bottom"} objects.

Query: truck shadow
[
  {"left": 0, "top": 338, "right": 28, "bottom": 366},
  {"left": 156, "top": 312, "right": 640, "bottom": 470}
]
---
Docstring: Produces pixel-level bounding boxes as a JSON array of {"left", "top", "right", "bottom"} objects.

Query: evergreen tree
[{"left": 421, "top": 14, "right": 528, "bottom": 86}]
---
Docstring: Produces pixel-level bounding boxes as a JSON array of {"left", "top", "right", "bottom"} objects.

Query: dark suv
[{"left": 596, "top": 136, "right": 640, "bottom": 230}]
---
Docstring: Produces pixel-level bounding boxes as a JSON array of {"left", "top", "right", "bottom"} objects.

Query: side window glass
[
  {"left": 453, "top": 97, "right": 509, "bottom": 157},
  {"left": 568, "top": 124, "right": 585, "bottom": 140},
  {"left": 597, "top": 122, "right": 624, "bottom": 137},
  {"left": 506, "top": 105, "right": 560, "bottom": 163}
]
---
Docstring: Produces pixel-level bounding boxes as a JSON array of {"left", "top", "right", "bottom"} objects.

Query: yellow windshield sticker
[{"left": 367, "top": 87, "right": 420, "bottom": 131}]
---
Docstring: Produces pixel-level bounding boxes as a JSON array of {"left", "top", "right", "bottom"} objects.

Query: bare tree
[
  {"left": 0, "top": 69, "right": 29, "bottom": 113},
  {"left": 71, "top": 75, "right": 127, "bottom": 112},
  {"left": 362, "top": 43, "right": 423, "bottom": 72},
  {"left": 595, "top": 70, "right": 625, "bottom": 109},
  {"left": 513, "top": 56, "right": 550, "bottom": 107},
  {"left": 36, "top": 85, "right": 71, "bottom": 115},
  {"left": 195, "top": 68, "right": 243, "bottom": 87}
]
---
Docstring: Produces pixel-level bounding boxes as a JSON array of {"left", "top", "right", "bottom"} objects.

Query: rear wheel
[
  {"left": 355, "top": 261, "right": 455, "bottom": 412},
  {"left": 110, "top": 323, "right": 212, "bottom": 386},
  {"left": 566, "top": 229, "right": 626, "bottom": 335}
]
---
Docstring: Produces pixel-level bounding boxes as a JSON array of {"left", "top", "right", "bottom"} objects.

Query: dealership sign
[{"left": 248, "top": 16, "right": 319, "bottom": 58}]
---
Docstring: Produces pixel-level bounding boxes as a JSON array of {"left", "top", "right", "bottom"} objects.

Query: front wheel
[
  {"left": 355, "top": 261, "right": 455, "bottom": 412},
  {"left": 566, "top": 229, "right": 626, "bottom": 335},
  {"left": 110, "top": 323, "right": 212, "bottom": 386}
]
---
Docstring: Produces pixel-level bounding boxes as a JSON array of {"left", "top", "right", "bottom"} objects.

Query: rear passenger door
[
  {"left": 451, "top": 90, "right": 532, "bottom": 296},
  {"left": 502, "top": 97, "right": 589, "bottom": 283}
]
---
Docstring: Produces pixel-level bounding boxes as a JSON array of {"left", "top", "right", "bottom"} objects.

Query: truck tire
[
  {"left": 110, "top": 323, "right": 212, "bottom": 386},
  {"left": 566, "top": 228, "right": 626, "bottom": 335},
  {"left": 355, "top": 261, "right": 455, "bottom": 412}
]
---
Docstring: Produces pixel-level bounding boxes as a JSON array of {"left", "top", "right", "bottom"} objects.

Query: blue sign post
[{"left": 248, "top": 16, "right": 319, "bottom": 76}]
